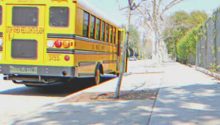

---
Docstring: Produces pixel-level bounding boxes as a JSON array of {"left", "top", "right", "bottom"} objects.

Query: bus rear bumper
[{"left": 0, "top": 65, "right": 76, "bottom": 78}]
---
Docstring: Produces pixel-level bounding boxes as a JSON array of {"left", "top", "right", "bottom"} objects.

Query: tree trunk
[
  {"left": 114, "top": 8, "right": 131, "bottom": 99},
  {"left": 152, "top": 27, "right": 169, "bottom": 63}
]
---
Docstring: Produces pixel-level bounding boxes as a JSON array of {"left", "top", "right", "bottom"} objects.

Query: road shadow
[
  {"left": 0, "top": 76, "right": 116, "bottom": 97},
  {"left": 13, "top": 99, "right": 154, "bottom": 125},
  {"left": 149, "top": 83, "right": 220, "bottom": 125},
  {"left": 12, "top": 83, "right": 220, "bottom": 125}
]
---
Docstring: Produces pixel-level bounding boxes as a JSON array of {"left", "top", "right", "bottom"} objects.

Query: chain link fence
[{"left": 196, "top": 10, "right": 220, "bottom": 71}]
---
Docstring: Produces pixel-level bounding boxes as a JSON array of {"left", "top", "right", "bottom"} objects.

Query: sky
[
  {"left": 87, "top": 0, "right": 220, "bottom": 25},
  {"left": 168, "top": 0, "right": 220, "bottom": 14}
]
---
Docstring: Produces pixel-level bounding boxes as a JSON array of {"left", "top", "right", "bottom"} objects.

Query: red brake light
[
  {"left": 64, "top": 55, "right": 70, "bottom": 61},
  {"left": 54, "top": 40, "right": 62, "bottom": 48}
]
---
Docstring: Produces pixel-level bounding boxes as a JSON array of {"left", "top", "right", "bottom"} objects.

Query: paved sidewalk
[
  {"left": 150, "top": 63, "right": 220, "bottom": 125},
  {"left": 13, "top": 60, "right": 162, "bottom": 125},
  {"left": 13, "top": 60, "right": 220, "bottom": 125}
]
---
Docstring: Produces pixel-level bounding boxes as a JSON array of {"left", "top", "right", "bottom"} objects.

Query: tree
[
  {"left": 164, "top": 11, "right": 191, "bottom": 59},
  {"left": 128, "top": 24, "right": 141, "bottom": 57},
  {"left": 190, "top": 11, "right": 208, "bottom": 26},
  {"left": 177, "top": 25, "right": 202, "bottom": 64},
  {"left": 115, "top": 0, "right": 147, "bottom": 99},
  {"left": 114, "top": 0, "right": 185, "bottom": 98},
  {"left": 135, "top": 0, "right": 185, "bottom": 63},
  {"left": 114, "top": 0, "right": 136, "bottom": 99},
  {"left": 164, "top": 10, "right": 208, "bottom": 59}
]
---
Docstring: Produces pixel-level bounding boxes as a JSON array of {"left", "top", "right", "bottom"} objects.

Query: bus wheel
[{"left": 94, "top": 67, "right": 101, "bottom": 85}]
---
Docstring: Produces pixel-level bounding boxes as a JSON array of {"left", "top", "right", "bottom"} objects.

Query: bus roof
[{"left": 77, "top": 0, "right": 121, "bottom": 28}]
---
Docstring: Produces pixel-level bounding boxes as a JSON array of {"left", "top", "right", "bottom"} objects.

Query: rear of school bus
[{"left": 0, "top": 0, "right": 77, "bottom": 84}]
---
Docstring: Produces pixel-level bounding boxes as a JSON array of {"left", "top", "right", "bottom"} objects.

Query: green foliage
[
  {"left": 164, "top": 10, "right": 208, "bottom": 59},
  {"left": 170, "top": 11, "right": 192, "bottom": 26},
  {"left": 128, "top": 25, "right": 141, "bottom": 57},
  {"left": 177, "top": 26, "right": 202, "bottom": 64},
  {"left": 209, "top": 63, "right": 220, "bottom": 72},
  {"left": 190, "top": 11, "right": 208, "bottom": 26}
]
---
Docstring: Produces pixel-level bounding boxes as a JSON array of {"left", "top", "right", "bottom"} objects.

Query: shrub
[{"left": 177, "top": 25, "right": 202, "bottom": 64}]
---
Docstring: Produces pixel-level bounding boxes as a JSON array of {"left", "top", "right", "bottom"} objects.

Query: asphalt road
[{"left": 0, "top": 75, "right": 115, "bottom": 124}]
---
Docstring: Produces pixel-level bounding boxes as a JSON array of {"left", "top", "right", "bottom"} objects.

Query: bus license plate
[{"left": 9, "top": 66, "right": 38, "bottom": 74}]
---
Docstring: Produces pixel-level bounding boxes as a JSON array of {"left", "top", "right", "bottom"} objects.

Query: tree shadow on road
[
  {"left": 12, "top": 83, "right": 220, "bottom": 125},
  {"left": 13, "top": 99, "right": 154, "bottom": 125},
  {"left": 149, "top": 83, "right": 220, "bottom": 125}
]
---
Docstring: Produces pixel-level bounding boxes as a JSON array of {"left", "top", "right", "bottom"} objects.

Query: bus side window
[
  {"left": 0, "top": 6, "right": 2, "bottom": 25},
  {"left": 117, "top": 31, "right": 121, "bottom": 56},
  {"left": 105, "top": 24, "right": 109, "bottom": 42},
  {"left": 83, "top": 11, "right": 89, "bottom": 37},
  {"left": 101, "top": 21, "right": 105, "bottom": 41},
  {"left": 110, "top": 26, "right": 113, "bottom": 43},
  {"left": 114, "top": 28, "right": 117, "bottom": 44},
  {"left": 90, "top": 15, "right": 95, "bottom": 39},
  {"left": 113, "top": 27, "right": 116, "bottom": 44},
  {"left": 95, "top": 18, "right": 101, "bottom": 40}
]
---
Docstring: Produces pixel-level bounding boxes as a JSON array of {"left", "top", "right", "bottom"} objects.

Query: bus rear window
[
  {"left": 0, "top": 6, "right": 2, "bottom": 25},
  {"left": 12, "top": 7, "right": 38, "bottom": 26},
  {"left": 50, "top": 7, "right": 69, "bottom": 27}
]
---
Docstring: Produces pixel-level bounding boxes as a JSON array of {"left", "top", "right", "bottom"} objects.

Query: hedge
[{"left": 177, "top": 25, "right": 202, "bottom": 64}]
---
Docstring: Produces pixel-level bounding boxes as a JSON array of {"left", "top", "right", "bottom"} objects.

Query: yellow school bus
[{"left": 0, "top": 0, "right": 126, "bottom": 86}]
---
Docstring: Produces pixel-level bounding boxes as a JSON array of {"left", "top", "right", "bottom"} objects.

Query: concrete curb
[
  {"left": 58, "top": 77, "right": 118, "bottom": 103},
  {"left": 58, "top": 71, "right": 160, "bottom": 103},
  {"left": 196, "top": 66, "right": 220, "bottom": 80}
]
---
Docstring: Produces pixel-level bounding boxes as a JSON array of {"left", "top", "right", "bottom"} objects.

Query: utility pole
[{"left": 114, "top": 0, "right": 139, "bottom": 99}]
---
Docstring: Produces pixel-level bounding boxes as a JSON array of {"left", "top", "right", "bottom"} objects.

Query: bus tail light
[
  {"left": 47, "top": 40, "right": 54, "bottom": 48},
  {"left": 54, "top": 40, "right": 62, "bottom": 48},
  {"left": 63, "top": 40, "right": 71, "bottom": 48},
  {"left": 0, "top": 38, "right": 3, "bottom": 51},
  {"left": 64, "top": 55, "right": 70, "bottom": 61}
]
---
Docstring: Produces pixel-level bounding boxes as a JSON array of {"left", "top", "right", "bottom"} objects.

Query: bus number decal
[{"left": 49, "top": 55, "right": 60, "bottom": 62}]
